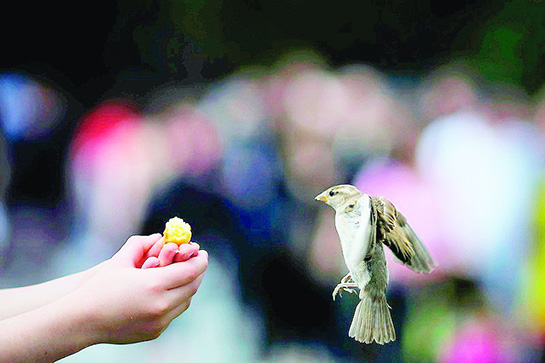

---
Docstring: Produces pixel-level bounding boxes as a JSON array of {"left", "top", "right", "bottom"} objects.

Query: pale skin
[{"left": 0, "top": 233, "right": 208, "bottom": 362}]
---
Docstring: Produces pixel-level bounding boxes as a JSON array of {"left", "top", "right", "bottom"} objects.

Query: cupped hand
[{"left": 71, "top": 234, "right": 209, "bottom": 345}]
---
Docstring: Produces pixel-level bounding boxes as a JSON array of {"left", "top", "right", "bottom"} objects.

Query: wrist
[
  {"left": 60, "top": 283, "right": 108, "bottom": 346},
  {"left": 49, "top": 291, "right": 103, "bottom": 353}
]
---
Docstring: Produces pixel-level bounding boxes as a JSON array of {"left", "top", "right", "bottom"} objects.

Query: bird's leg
[
  {"left": 340, "top": 272, "right": 354, "bottom": 284},
  {"left": 332, "top": 281, "right": 358, "bottom": 301}
]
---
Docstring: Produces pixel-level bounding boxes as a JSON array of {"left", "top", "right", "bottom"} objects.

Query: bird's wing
[{"left": 371, "top": 196, "right": 435, "bottom": 273}]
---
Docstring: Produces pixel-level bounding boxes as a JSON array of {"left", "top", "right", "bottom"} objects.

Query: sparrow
[{"left": 315, "top": 184, "right": 435, "bottom": 344}]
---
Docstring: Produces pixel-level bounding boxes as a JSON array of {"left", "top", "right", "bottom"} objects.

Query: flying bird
[{"left": 315, "top": 184, "right": 435, "bottom": 344}]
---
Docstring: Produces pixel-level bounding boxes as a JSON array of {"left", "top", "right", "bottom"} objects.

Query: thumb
[{"left": 113, "top": 234, "right": 163, "bottom": 267}]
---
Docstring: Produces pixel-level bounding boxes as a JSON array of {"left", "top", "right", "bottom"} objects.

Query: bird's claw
[
  {"left": 332, "top": 285, "right": 342, "bottom": 301},
  {"left": 332, "top": 284, "right": 358, "bottom": 301}
]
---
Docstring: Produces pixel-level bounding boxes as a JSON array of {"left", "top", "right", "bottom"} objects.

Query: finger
[
  {"left": 139, "top": 237, "right": 165, "bottom": 267},
  {"left": 116, "top": 234, "right": 163, "bottom": 266},
  {"left": 158, "top": 243, "right": 179, "bottom": 267},
  {"left": 145, "top": 237, "right": 165, "bottom": 259},
  {"left": 171, "top": 273, "right": 204, "bottom": 303},
  {"left": 166, "top": 273, "right": 205, "bottom": 318},
  {"left": 142, "top": 256, "right": 160, "bottom": 269},
  {"left": 151, "top": 250, "right": 209, "bottom": 289},
  {"left": 174, "top": 243, "right": 199, "bottom": 263},
  {"left": 190, "top": 243, "right": 200, "bottom": 257}
]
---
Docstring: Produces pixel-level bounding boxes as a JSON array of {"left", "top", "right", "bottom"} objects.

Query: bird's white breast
[{"left": 335, "top": 194, "right": 373, "bottom": 275}]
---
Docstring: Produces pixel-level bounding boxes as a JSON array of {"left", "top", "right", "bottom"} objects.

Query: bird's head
[{"left": 315, "top": 184, "right": 363, "bottom": 210}]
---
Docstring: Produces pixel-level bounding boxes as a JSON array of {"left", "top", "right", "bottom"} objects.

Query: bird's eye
[{"left": 329, "top": 190, "right": 336, "bottom": 197}]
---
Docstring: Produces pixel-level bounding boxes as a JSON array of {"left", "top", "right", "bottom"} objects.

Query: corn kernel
[{"left": 163, "top": 217, "right": 192, "bottom": 246}]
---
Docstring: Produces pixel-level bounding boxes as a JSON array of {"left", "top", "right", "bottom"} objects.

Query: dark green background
[{"left": 2, "top": 0, "right": 544, "bottom": 105}]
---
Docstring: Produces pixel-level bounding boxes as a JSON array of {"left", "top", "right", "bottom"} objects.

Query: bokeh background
[{"left": 1, "top": 1, "right": 545, "bottom": 361}]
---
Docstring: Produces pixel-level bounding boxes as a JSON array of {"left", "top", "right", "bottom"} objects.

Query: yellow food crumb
[{"left": 163, "top": 217, "right": 192, "bottom": 246}]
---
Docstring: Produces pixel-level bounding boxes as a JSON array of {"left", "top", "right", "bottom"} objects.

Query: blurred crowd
[{"left": 1, "top": 53, "right": 545, "bottom": 362}]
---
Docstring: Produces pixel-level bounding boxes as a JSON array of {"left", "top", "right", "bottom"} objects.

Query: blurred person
[
  {"left": 414, "top": 78, "right": 543, "bottom": 361},
  {"left": 273, "top": 65, "right": 342, "bottom": 284},
  {"left": 416, "top": 80, "right": 542, "bottom": 304},
  {"left": 415, "top": 62, "right": 481, "bottom": 124},
  {"left": 68, "top": 100, "right": 160, "bottom": 263},
  {"left": 263, "top": 64, "right": 407, "bottom": 360},
  {"left": 190, "top": 72, "right": 342, "bottom": 358},
  {"left": 334, "top": 64, "right": 405, "bottom": 177},
  {"left": 0, "top": 72, "right": 67, "bottom": 143},
  {"left": 66, "top": 98, "right": 223, "bottom": 267},
  {"left": 198, "top": 72, "right": 270, "bottom": 149},
  {"left": 277, "top": 66, "right": 340, "bottom": 200},
  {"left": 155, "top": 65, "right": 356, "bottom": 359},
  {"left": 264, "top": 50, "right": 329, "bottom": 119},
  {"left": 0, "top": 72, "right": 79, "bottom": 207},
  {"left": 0, "top": 233, "right": 208, "bottom": 362},
  {"left": 0, "top": 72, "right": 82, "bottom": 285},
  {"left": 196, "top": 72, "right": 283, "bottom": 251}
]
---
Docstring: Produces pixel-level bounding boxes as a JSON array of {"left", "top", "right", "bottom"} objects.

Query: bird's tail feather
[{"left": 349, "top": 294, "right": 395, "bottom": 344}]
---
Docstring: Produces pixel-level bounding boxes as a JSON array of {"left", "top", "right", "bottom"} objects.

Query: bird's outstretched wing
[{"left": 371, "top": 196, "right": 435, "bottom": 273}]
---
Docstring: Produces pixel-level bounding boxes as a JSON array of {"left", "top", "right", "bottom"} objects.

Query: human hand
[{"left": 69, "top": 234, "right": 208, "bottom": 345}]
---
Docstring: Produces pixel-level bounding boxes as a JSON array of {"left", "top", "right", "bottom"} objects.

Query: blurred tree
[
  {"left": 467, "top": 0, "right": 545, "bottom": 93},
  {"left": 3, "top": 0, "right": 545, "bottom": 100}
]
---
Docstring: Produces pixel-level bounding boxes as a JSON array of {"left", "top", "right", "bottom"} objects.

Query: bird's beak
[{"left": 315, "top": 192, "right": 329, "bottom": 203}]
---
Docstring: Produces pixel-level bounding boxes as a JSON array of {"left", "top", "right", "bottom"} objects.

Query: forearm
[
  {"left": 0, "top": 293, "right": 98, "bottom": 362},
  {"left": 0, "top": 233, "right": 207, "bottom": 361},
  {"left": 0, "top": 262, "right": 105, "bottom": 320}
]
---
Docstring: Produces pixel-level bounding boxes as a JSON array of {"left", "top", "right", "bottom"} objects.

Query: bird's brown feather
[{"left": 372, "top": 196, "right": 415, "bottom": 263}]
